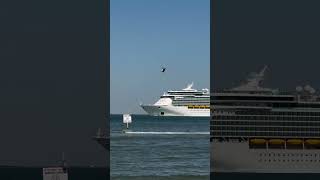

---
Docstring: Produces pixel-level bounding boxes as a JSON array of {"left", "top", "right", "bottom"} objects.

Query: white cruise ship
[
  {"left": 140, "top": 83, "right": 210, "bottom": 117},
  {"left": 211, "top": 66, "right": 320, "bottom": 173}
]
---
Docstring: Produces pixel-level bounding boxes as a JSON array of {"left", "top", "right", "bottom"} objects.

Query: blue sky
[{"left": 110, "top": 0, "right": 210, "bottom": 114}]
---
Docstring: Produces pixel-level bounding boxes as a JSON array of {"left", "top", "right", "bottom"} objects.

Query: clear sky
[{"left": 111, "top": 0, "right": 210, "bottom": 114}]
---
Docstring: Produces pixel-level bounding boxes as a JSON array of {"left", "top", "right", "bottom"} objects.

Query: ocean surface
[{"left": 110, "top": 114, "right": 210, "bottom": 180}]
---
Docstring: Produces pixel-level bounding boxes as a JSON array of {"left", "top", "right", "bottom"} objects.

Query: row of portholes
[
  {"left": 259, "top": 159, "right": 320, "bottom": 163},
  {"left": 259, "top": 153, "right": 319, "bottom": 157}
]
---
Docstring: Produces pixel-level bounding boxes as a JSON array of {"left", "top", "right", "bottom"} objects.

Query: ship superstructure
[
  {"left": 141, "top": 83, "right": 210, "bottom": 116},
  {"left": 211, "top": 66, "right": 320, "bottom": 173}
]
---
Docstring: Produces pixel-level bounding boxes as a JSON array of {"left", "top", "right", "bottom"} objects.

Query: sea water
[{"left": 110, "top": 114, "right": 210, "bottom": 180}]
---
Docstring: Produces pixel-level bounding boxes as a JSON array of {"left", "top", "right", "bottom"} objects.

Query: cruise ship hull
[
  {"left": 141, "top": 104, "right": 209, "bottom": 117},
  {"left": 211, "top": 141, "right": 320, "bottom": 173}
]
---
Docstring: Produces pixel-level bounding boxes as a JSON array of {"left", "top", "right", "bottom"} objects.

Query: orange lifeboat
[
  {"left": 305, "top": 139, "right": 320, "bottom": 145},
  {"left": 250, "top": 138, "right": 266, "bottom": 145},
  {"left": 287, "top": 139, "right": 303, "bottom": 145},
  {"left": 268, "top": 139, "right": 285, "bottom": 145}
]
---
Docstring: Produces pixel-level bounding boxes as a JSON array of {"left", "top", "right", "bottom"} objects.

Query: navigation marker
[{"left": 123, "top": 114, "right": 132, "bottom": 130}]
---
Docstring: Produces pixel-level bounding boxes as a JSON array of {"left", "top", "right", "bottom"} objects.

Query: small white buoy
[{"left": 123, "top": 114, "right": 132, "bottom": 129}]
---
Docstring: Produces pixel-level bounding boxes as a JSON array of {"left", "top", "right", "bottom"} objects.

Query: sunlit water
[{"left": 111, "top": 114, "right": 210, "bottom": 180}]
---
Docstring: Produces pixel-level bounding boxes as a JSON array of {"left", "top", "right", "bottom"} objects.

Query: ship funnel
[{"left": 183, "top": 82, "right": 195, "bottom": 90}]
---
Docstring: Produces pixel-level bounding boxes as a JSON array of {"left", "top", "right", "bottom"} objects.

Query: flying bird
[{"left": 161, "top": 67, "right": 166, "bottom": 72}]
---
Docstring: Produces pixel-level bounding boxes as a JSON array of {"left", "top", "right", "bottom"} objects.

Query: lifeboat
[
  {"left": 287, "top": 139, "right": 303, "bottom": 145},
  {"left": 305, "top": 139, "right": 320, "bottom": 145},
  {"left": 268, "top": 139, "right": 285, "bottom": 145},
  {"left": 188, "top": 105, "right": 193, "bottom": 109},
  {"left": 250, "top": 138, "right": 266, "bottom": 144}
]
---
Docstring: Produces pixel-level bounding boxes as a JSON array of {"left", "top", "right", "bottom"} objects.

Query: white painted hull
[
  {"left": 211, "top": 141, "right": 320, "bottom": 173},
  {"left": 140, "top": 104, "right": 209, "bottom": 117}
]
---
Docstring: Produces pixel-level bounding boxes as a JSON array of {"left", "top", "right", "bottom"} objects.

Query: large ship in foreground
[
  {"left": 211, "top": 66, "right": 320, "bottom": 173},
  {"left": 140, "top": 83, "right": 210, "bottom": 117}
]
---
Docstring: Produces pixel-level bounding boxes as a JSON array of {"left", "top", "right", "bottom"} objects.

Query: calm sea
[{"left": 110, "top": 114, "right": 210, "bottom": 180}]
